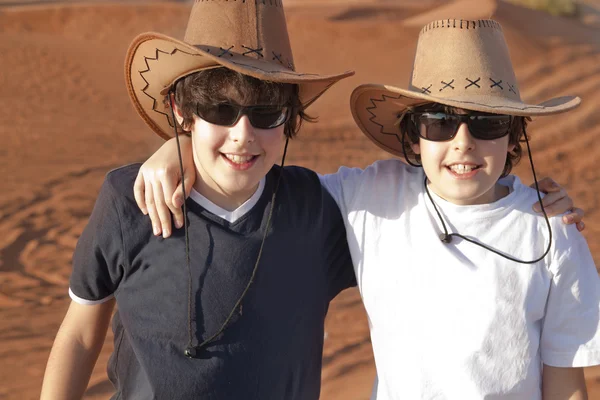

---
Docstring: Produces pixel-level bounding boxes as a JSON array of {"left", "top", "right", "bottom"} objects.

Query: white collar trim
[{"left": 189, "top": 178, "right": 266, "bottom": 223}]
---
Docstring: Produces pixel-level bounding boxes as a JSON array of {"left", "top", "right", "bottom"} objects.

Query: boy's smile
[
  {"left": 444, "top": 161, "right": 481, "bottom": 179},
  {"left": 221, "top": 153, "right": 260, "bottom": 171},
  {"left": 412, "top": 120, "right": 514, "bottom": 205}
]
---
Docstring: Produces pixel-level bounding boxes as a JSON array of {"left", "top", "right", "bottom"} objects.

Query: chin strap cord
[
  {"left": 424, "top": 129, "right": 552, "bottom": 264},
  {"left": 184, "top": 137, "right": 289, "bottom": 358},
  {"left": 169, "top": 89, "right": 290, "bottom": 358}
]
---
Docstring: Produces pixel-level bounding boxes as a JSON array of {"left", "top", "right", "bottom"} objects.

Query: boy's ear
[
  {"left": 410, "top": 141, "right": 421, "bottom": 155},
  {"left": 169, "top": 93, "right": 184, "bottom": 126}
]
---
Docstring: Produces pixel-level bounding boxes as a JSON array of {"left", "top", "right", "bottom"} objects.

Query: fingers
[
  {"left": 163, "top": 178, "right": 184, "bottom": 230},
  {"left": 533, "top": 177, "right": 561, "bottom": 193},
  {"left": 171, "top": 175, "right": 193, "bottom": 229},
  {"left": 152, "top": 180, "right": 174, "bottom": 238},
  {"left": 534, "top": 190, "right": 571, "bottom": 217},
  {"left": 134, "top": 172, "right": 148, "bottom": 215},
  {"left": 561, "top": 207, "right": 585, "bottom": 232},
  {"left": 183, "top": 172, "right": 194, "bottom": 198},
  {"left": 532, "top": 181, "right": 586, "bottom": 231},
  {"left": 144, "top": 180, "right": 160, "bottom": 236},
  {"left": 174, "top": 173, "right": 194, "bottom": 205},
  {"left": 144, "top": 180, "right": 163, "bottom": 236},
  {"left": 532, "top": 177, "right": 586, "bottom": 222},
  {"left": 532, "top": 187, "right": 570, "bottom": 216}
]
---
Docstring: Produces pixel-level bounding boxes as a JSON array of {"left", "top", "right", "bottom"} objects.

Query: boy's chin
[
  {"left": 218, "top": 178, "right": 262, "bottom": 196},
  {"left": 436, "top": 186, "right": 499, "bottom": 206}
]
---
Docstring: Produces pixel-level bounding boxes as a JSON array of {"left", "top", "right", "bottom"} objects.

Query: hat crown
[
  {"left": 410, "top": 19, "right": 521, "bottom": 103},
  {"left": 183, "top": 0, "right": 296, "bottom": 71}
]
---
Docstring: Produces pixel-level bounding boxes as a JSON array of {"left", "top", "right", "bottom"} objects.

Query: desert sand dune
[{"left": 1, "top": 1, "right": 599, "bottom": 399}]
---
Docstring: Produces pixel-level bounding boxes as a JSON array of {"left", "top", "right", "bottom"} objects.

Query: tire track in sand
[{"left": 0, "top": 164, "right": 121, "bottom": 309}]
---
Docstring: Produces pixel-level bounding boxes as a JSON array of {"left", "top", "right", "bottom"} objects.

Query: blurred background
[{"left": 0, "top": 0, "right": 599, "bottom": 398}]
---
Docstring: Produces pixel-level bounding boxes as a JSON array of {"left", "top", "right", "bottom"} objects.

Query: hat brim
[
  {"left": 125, "top": 32, "right": 354, "bottom": 140},
  {"left": 350, "top": 83, "right": 581, "bottom": 157}
]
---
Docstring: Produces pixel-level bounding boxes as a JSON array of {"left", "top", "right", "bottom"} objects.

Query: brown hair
[
  {"left": 167, "top": 68, "right": 313, "bottom": 139},
  {"left": 398, "top": 103, "right": 528, "bottom": 178}
]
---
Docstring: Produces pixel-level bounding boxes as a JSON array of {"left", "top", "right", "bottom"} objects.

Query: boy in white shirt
[
  {"left": 333, "top": 18, "right": 600, "bottom": 399},
  {"left": 132, "top": 19, "right": 598, "bottom": 399}
]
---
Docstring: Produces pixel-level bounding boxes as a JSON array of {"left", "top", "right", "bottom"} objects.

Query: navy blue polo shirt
[{"left": 69, "top": 164, "right": 356, "bottom": 400}]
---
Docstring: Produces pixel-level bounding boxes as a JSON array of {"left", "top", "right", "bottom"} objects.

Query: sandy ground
[{"left": 0, "top": 0, "right": 600, "bottom": 399}]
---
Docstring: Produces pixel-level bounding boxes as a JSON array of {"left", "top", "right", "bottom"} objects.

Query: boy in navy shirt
[{"left": 41, "top": 2, "right": 355, "bottom": 399}]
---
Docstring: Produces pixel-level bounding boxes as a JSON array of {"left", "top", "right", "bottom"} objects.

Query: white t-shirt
[{"left": 320, "top": 159, "right": 600, "bottom": 400}]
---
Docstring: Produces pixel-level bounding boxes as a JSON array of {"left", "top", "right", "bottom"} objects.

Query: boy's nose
[
  {"left": 230, "top": 115, "right": 256, "bottom": 144},
  {"left": 452, "top": 123, "right": 475, "bottom": 151}
]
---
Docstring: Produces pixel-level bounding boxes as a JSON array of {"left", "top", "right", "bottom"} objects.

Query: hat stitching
[
  {"left": 202, "top": 45, "right": 294, "bottom": 67},
  {"left": 218, "top": 46, "right": 235, "bottom": 57},
  {"left": 440, "top": 79, "right": 455, "bottom": 91},
  {"left": 422, "top": 84, "right": 433, "bottom": 94},
  {"left": 422, "top": 19, "right": 501, "bottom": 33},
  {"left": 241, "top": 45, "right": 264, "bottom": 58},
  {"left": 139, "top": 47, "right": 204, "bottom": 129},
  {"left": 272, "top": 51, "right": 283, "bottom": 64},
  {"left": 366, "top": 92, "right": 546, "bottom": 123},
  {"left": 490, "top": 78, "right": 504, "bottom": 90},
  {"left": 198, "top": 0, "right": 282, "bottom": 7},
  {"left": 465, "top": 77, "right": 481, "bottom": 89},
  {"left": 366, "top": 93, "right": 405, "bottom": 144},
  {"left": 222, "top": 56, "right": 311, "bottom": 76},
  {"left": 138, "top": 44, "right": 317, "bottom": 116},
  {"left": 201, "top": 45, "right": 295, "bottom": 69}
]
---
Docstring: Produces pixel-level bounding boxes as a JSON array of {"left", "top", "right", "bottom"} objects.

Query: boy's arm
[
  {"left": 542, "top": 365, "right": 587, "bottom": 400},
  {"left": 134, "top": 135, "right": 195, "bottom": 237},
  {"left": 541, "top": 222, "right": 600, "bottom": 397},
  {"left": 41, "top": 299, "right": 115, "bottom": 400},
  {"left": 133, "top": 136, "right": 586, "bottom": 237}
]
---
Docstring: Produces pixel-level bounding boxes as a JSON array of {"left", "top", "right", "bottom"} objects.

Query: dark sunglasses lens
[
  {"left": 469, "top": 115, "right": 511, "bottom": 139},
  {"left": 249, "top": 107, "right": 289, "bottom": 129},
  {"left": 418, "top": 113, "right": 459, "bottom": 141},
  {"left": 197, "top": 104, "right": 239, "bottom": 126}
]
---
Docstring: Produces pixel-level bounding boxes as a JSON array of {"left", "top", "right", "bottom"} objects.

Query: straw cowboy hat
[
  {"left": 350, "top": 19, "right": 581, "bottom": 157},
  {"left": 125, "top": 0, "right": 354, "bottom": 140}
]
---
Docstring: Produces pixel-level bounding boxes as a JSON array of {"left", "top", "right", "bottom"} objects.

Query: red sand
[{"left": 1, "top": 1, "right": 599, "bottom": 399}]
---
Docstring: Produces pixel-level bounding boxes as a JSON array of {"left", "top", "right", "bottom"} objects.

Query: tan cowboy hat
[
  {"left": 350, "top": 19, "right": 581, "bottom": 157},
  {"left": 125, "top": 0, "right": 354, "bottom": 140}
]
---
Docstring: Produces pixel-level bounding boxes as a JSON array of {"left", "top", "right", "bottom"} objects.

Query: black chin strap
[
  {"left": 168, "top": 89, "right": 289, "bottom": 359},
  {"left": 424, "top": 129, "right": 552, "bottom": 264},
  {"left": 169, "top": 93, "right": 194, "bottom": 352}
]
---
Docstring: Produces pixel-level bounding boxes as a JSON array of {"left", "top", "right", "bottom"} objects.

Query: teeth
[
  {"left": 224, "top": 154, "right": 254, "bottom": 164},
  {"left": 449, "top": 164, "right": 477, "bottom": 174}
]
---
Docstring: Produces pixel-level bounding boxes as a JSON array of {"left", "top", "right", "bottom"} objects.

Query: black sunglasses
[
  {"left": 408, "top": 112, "right": 513, "bottom": 142},
  {"left": 196, "top": 103, "right": 291, "bottom": 129}
]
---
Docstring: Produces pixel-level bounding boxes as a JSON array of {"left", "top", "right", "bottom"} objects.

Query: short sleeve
[
  {"left": 541, "top": 224, "right": 600, "bottom": 367},
  {"left": 69, "top": 176, "right": 127, "bottom": 305},
  {"left": 319, "top": 160, "right": 416, "bottom": 218},
  {"left": 319, "top": 166, "right": 369, "bottom": 217},
  {"left": 323, "top": 200, "right": 357, "bottom": 300}
]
